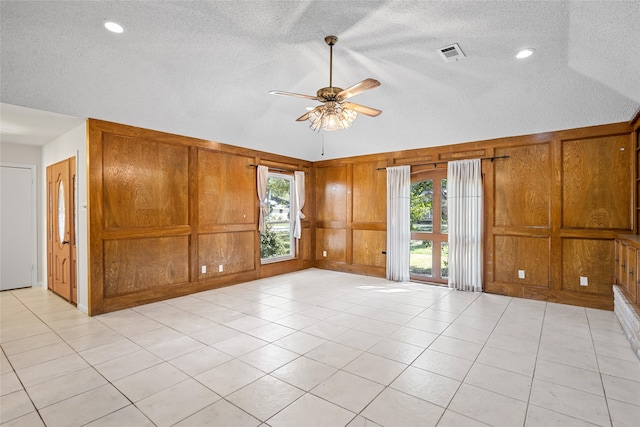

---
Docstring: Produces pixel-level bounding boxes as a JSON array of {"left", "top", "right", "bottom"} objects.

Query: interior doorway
[
  {"left": 47, "top": 157, "right": 77, "bottom": 304},
  {"left": 410, "top": 168, "right": 448, "bottom": 285},
  {"left": 1, "top": 163, "right": 37, "bottom": 290}
]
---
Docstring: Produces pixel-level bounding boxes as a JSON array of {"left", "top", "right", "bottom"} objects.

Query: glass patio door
[{"left": 410, "top": 169, "right": 448, "bottom": 284}]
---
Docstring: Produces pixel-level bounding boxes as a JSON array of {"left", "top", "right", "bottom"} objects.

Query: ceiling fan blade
[
  {"left": 269, "top": 90, "right": 318, "bottom": 101},
  {"left": 296, "top": 106, "right": 323, "bottom": 122},
  {"left": 343, "top": 102, "right": 382, "bottom": 117},
  {"left": 336, "top": 78, "right": 381, "bottom": 101}
]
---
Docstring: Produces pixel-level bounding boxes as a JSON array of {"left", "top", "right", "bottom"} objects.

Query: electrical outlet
[
  {"left": 201, "top": 265, "right": 206, "bottom": 274},
  {"left": 518, "top": 270, "right": 525, "bottom": 279},
  {"left": 218, "top": 264, "right": 223, "bottom": 273},
  {"left": 322, "top": 250, "right": 327, "bottom": 257},
  {"left": 580, "top": 276, "right": 588, "bottom": 286}
]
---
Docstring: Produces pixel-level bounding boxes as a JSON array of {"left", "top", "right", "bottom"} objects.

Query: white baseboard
[{"left": 77, "top": 304, "right": 88, "bottom": 314}]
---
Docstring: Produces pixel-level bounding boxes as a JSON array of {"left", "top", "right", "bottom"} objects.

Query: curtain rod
[
  {"left": 376, "top": 155, "right": 509, "bottom": 170},
  {"left": 248, "top": 164, "right": 299, "bottom": 173}
]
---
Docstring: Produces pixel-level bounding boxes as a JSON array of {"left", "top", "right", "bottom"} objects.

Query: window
[
  {"left": 410, "top": 169, "right": 448, "bottom": 283},
  {"left": 260, "top": 173, "right": 295, "bottom": 262}
]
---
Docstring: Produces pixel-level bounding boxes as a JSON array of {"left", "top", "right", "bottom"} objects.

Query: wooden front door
[{"left": 47, "top": 157, "right": 76, "bottom": 303}]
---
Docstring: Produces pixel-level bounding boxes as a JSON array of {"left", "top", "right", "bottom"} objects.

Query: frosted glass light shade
[{"left": 308, "top": 102, "right": 357, "bottom": 132}]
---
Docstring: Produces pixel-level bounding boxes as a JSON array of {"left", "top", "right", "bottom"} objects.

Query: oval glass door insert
[{"left": 58, "top": 180, "right": 65, "bottom": 243}]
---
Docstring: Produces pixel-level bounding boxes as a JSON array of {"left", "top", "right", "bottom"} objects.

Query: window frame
[{"left": 260, "top": 172, "right": 297, "bottom": 264}]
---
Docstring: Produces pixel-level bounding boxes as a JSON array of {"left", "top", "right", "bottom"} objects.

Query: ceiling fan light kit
[
  {"left": 308, "top": 101, "right": 357, "bottom": 131},
  {"left": 270, "top": 35, "right": 381, "bottom": 132}
]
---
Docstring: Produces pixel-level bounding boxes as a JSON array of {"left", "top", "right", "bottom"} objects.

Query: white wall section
[{"left": 42, "top": 122, "right": 88, "bottom": 313}]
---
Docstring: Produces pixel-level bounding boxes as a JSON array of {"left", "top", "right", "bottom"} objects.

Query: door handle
[{"left": 62, "top": 240, "right": 69, "bottom": 245}]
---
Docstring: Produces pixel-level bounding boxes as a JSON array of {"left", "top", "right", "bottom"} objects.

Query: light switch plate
[
  {"left": 518, "top": 270, "right": 525, "bottom": 279},
  {"left": 580, "top": 276, "right": 588, "bottom": 286}
]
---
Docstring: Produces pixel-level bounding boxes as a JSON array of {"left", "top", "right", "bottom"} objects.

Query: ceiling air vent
[{"left": 438, "top": 43, "right": 466, "bottom": 62}]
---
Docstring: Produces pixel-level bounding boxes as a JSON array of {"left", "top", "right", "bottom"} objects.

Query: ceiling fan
[{"left": 270, "top": 35, "right": 382, "bottom": 132}]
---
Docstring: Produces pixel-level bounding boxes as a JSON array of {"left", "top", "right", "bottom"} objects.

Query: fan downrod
[{"left": 325, "top": 35, "right": 338, "bottom": 87}]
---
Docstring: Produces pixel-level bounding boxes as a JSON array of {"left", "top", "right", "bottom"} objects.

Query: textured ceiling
[{"left": 1, "top": 1, "right": 638, "bottom": 161}]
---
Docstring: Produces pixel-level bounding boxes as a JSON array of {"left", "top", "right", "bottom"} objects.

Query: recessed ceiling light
[
  {"left": 514, "top": 48, "right": 535, "bottom": 59},
  {"left": 104, "top": 21, "right": 124, "bottom": 34}
]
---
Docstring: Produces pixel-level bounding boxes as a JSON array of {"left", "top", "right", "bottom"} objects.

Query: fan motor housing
[{"left": 317, "top": 86, "right": 343, "bottom": 101}]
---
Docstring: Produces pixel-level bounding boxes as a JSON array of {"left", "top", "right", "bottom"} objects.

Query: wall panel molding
[
  {"left": 561, "top": 134, "right": 632, "bottom": 230},
  {"left": 88, "top": 117, "right": 636, "bottom": 314},
  {"left": 314, "top": 120, "right": 635, "bottom": 309},
  {"left": 88, "top": 119, "right": 312, "bottom": 315}
]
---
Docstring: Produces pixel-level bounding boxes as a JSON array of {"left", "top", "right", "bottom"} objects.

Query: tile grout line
[
  {"left": 252, "top": 281, "right": 459, "bottom": 426},
  {"left": 4, "top": 274, "right": 638, "bottom": 427},
  {"left": 2, "top": 289, "right": 64, "bottom": 427},
  {"left": 586, "top": 306, "right": 615, "bottom": 427},
  {"left": 8, "top": 288, "right": 152, "bottom": 426},
  {"left": 436, "top": 291, "right": 519, "bottom": 425},
  {"left": 521, "top": 297, "right": 548, "bottom": 427}
]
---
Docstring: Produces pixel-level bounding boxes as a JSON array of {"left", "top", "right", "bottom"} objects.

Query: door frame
[
  {"left": 410, "top": 167, "right": 448, "bottom": 285},
  {"left": 46, "top": 157, "right": 77, "bottom": 303},
  {"left": 0, "top": 162, "right": 37, "bottom": 289}
]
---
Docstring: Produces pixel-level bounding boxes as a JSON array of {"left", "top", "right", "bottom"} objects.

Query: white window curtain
[
  {"left": 293, "top": 171, "right": 306, "bottom": 239},
  {"left": 257, "top": 165, "right": 269, "bottom": 234},
  {"left": 386, "top": 165, "right": 410, "bottom": 282},
  {"left": 448, "top": 159, "right": 483, "bottom": 291}
]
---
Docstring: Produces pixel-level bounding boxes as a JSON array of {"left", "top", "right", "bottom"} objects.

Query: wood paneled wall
[
  {"left": 633, "top": 113, "right": 640, "bottom": 235},
  {"left": 88, "top": 120, "right": 312, "bottom": 315},
  {"left": 314, "top": 160, "right": 387, "bottom": 276},
  {"left": 487, "top": 128, "right": 631, "bottom": 309},
  {"left": 313, "top": 122, "right": 636, "bottom": 309},
  {"left": 87, "top": 115, "right": 637, "bottom": 314}
]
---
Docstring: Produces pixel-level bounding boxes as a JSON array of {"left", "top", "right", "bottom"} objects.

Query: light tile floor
[{"left": 1, "top": 269, "right": 640, "bottom": 426}]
